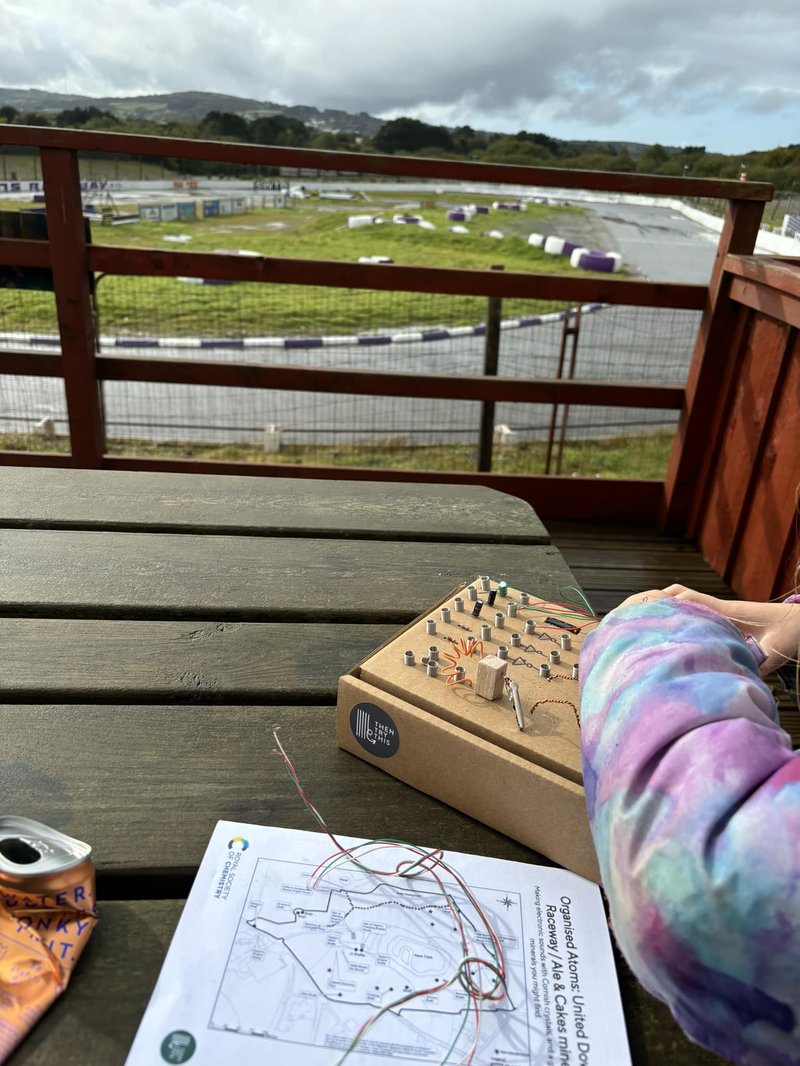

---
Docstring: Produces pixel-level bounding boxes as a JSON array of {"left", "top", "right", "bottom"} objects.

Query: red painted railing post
[
  {"left": 40, "top": 147, "right": 105, "bottom": 467},
  {"left": 660, "top": 199, "right": 765, "bottom": 532}
]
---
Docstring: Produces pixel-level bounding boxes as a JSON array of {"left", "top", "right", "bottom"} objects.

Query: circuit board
[{"left": 358, "top": 575, "right": 598, "bottom": 785}]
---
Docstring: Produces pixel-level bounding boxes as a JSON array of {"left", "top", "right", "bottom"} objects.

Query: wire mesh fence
[{"left": 1, "top": 277, "right": 698, "bottom": 475}]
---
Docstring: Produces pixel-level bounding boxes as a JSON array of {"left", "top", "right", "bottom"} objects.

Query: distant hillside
[{"left": 0, "top": 87, "right": 385, "bottom": 136}]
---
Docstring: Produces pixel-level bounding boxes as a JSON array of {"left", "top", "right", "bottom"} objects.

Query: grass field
[
  {"left": 0, "top": 428, "right": 674, "bottom": 479},
  {"left": 1, "top": 198, "right": 606, "bottom": 336}
]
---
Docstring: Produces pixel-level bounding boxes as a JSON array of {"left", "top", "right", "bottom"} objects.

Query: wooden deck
[
  {"left": 548, "top": 519, "right": 733, "bottom": 616},
  {"left": 550, "top": 518, "right": 800, "bottom": 745}
]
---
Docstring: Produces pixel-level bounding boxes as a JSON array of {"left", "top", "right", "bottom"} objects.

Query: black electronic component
[
  {"left": 471, "top": 599, "right": 484, "bottom": 617},
  {"left": 487, "top": 589, "right": 497, "bottom": 606},
  {"left": 544, "top": 616, "right": 580, "bottom": 634}
]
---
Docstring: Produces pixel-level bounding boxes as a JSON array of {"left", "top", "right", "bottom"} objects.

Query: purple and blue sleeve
[{"left": 579, "top": 597, "right": 800, "bottom": 1066}]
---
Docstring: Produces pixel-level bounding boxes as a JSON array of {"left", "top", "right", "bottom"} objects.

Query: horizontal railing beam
[
  {"left": 0, "top": 351, "right": 62, "bottom": 375},
  {"left": 0, "top": 239, "right": 707, "bottom": 309},
  {"left": 0, "top": 452, "right": 73, "bottom": 467},
  {"left": 0, "top": 125, "right": 773, "bottom": 201},
  {"left": 723, "top": 254, "right": 800, "bottom": 299},
  {"left": 96, "top": 355, "right": 683, "bottom": 408},
  {"left": 728, "top": 277, "right": 800, "bottom": 331}
]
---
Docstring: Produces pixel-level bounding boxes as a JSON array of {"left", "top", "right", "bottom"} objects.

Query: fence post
[
  {"left": 544, "top": 303, "right": 581, "bottom": 473},
  {"left": 554, "top": 304, "right": 583, "bottom": 474},
  {"left": 477, "top": 265, "right": 504, "bottom": 472},
  {"left": 41, "top": 147, "right": 105, "bottom": 467}
]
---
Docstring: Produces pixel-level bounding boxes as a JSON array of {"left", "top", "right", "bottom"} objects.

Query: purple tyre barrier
[
  {"left": 447, "top": 209, "right": 467, "bottom": 222},
  {"left": 573, "top": 251, "right": 623, "bottom": 273},
  {"left": 473, "top": 205, "right": 490, "bottom": 215},
  {"left": 569, "top": 248, "right": 590, "bottom": 268}
]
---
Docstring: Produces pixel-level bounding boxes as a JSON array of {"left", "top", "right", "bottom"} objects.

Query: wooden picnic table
[{"left": 0, "top": 468, "right": 725, "bottom": 1065}]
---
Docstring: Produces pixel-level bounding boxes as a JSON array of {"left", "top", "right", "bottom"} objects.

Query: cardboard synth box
[{"left": 336, "top": 576, "right": 600, "bottom": 882}]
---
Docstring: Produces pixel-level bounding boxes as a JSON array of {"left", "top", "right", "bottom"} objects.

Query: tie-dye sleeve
[{"left": 579, "top": 597, "right": 800, "bottom": 1066}]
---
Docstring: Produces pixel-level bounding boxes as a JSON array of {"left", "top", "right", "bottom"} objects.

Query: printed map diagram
[{"left": 209, "top": 856, "right": 534, "bottom": 1062}]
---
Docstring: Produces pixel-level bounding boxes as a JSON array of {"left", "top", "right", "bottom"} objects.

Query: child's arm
[{"left": 580, "top": 596, "right": 800, "bottom": 1065}]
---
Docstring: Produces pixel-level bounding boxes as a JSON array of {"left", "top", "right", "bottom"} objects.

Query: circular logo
[
  {"left": 160, "top": 1030, "right": 196, "bottom": 1063},
  {"left": 349, "top": 702, "right": 399, "bottom": 758},
  {"left": 228, "top": 837, "right": 249, "bottom": 851}
]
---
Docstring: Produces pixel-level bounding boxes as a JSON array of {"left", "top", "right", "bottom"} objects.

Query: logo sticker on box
[{"left": 349, "top": 702, "right": 399, "bottom": 757}]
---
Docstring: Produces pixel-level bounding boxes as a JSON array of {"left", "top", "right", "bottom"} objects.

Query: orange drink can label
[{"left": 0, "top": 817, "right": 98, "bottom": 1061}]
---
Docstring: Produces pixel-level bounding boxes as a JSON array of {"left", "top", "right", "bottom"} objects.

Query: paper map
[{"left": 126, "top": 822, "right": 630, "bottom": 1065}]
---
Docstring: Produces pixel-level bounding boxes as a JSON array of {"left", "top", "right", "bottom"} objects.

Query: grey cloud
[
  {"left": 0, "top": 0, "right": 797, "bottom": 147},
  {"left": 742, "top": 89, "right": 800, "bottom": 115}
]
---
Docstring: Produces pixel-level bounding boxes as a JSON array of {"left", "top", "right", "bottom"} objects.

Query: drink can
[{"left": 0, "top": 817, "right": 98, "bottom": 1061}]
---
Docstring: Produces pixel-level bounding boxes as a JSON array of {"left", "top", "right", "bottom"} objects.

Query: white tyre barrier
[
  {"left": 449, "top": 225, "right": 469, "bottom": 234},
  {"left": 348, "top": 215, "right": 378, "bottom": 229},
  {"left": 418, "top": 220, "right": 436, "bottom": 230},
  {"left": 357, "top": 255, "right": 393, "bottom": 264},
  {"left": 485, "top": 229, "right": 504, "bottom": 239},
  {"left": 527, "top": 233, "right": 545, "bottom": 247},
  {"left": 543, "top": 236, "right": 565, "bottom": 255},
  {"left": 569, "top": 247, "right": 591, "bottom": 268}
]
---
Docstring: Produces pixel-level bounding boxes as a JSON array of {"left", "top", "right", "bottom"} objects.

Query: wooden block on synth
[{"left": 475, "top": 655, "right": 507, "bottom": 700}]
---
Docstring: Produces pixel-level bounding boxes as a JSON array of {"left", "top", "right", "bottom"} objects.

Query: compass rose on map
[{"left": 499, "top": 895, "right": 515, "bottom": 910}]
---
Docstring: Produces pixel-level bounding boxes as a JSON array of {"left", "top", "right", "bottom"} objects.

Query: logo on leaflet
[
  {"left": 349, "top": 702, "right": 399, "bottom": 758},
  {"left": 227, "top": 837, "right": 249, "bottom": 851},
  {"left": 160, "top": 1030, "right": 196, "bottom": 1062}
]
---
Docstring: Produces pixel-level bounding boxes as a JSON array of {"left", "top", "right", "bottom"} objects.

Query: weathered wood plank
[
  {"left": 547, "top": 519, "right": 733, "bottom": 615},
  {"left": 550, "top": 547, "right": 730, "bottom": 570},
  {"left": 563, "top": 567, "right": 730, "bottom": 594},
  {"left": 98, "top": 460, "right": 664, "bottom": 524},
  {"left": 0, "top": 468, "right": 548, "bottom": 543},
  {"left": 0, "top": 620, "right": 398, "bottom": 702},
  {"left": 10, "top": 905, "right": 726, "bottom": 1066},
  {"left": 729, "top": 330, "right": 800, "bottom": 599},
  {"left": 0, "top": 532, "right": 573, "bottom": 620},
  {"left": 697, "top": 313, "right": 792, "bottom": 580},
  {"left": 545, "top": 520, "right": 697, "bottom": 545},
  {"left": 0, "top": 703, "right": 556, "bottom": 878}
]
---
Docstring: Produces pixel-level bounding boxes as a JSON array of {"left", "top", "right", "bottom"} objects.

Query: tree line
[{"left": 1, "top": 104, "right": 797, "bottom": 190}]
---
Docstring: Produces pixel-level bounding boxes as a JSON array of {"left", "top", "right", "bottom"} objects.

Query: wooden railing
[
  {"left": 0, "top": 125, "right": 775, "bottom": 526},
  {"left": 662, "top": 254, "right": 800, "bottom": 599}
]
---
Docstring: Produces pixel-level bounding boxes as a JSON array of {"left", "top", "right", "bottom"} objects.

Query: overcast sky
[{"left": 2, "top": 0, "right": 798, "bottom": 153}]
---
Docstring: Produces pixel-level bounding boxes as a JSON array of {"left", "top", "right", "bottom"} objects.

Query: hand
[{"left": 620, "top": 585, "right": 800, "bottom": 676}]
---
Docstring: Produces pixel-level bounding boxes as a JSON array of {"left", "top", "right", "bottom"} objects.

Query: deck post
[
  {"left": 660, "top": 198, "right": 765, "bottom": 532},
  {"left": 41, "top": 146, "right": 105, "bottom": 467}
]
